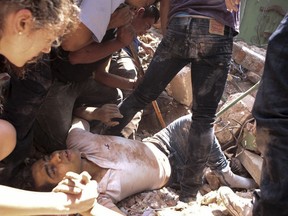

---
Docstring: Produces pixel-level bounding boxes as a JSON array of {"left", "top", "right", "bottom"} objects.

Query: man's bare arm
[{"left": 61, "top": 23, "right": 94, "bottom": 52}]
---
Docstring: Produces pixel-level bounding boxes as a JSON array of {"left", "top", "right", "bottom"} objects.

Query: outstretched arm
[
  {"left": 68, "top": 24, "right": 135, "bottom": 65},
  {"left": 0, "top": 172, "right": 97, "bottom": 216}
]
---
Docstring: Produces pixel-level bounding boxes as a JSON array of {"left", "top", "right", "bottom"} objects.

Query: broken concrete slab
[
  {"left": 166, "top": 64, "right": 192, "bottom": 107},
  {"left": 237, "top": 148, "right": 263, "bottom": 185},
  {"left": 232, "top": 42, "right": 265, "bottom": 76}
]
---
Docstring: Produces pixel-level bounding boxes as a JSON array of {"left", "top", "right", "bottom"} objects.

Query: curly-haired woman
[{"left": 0, "top": 1, "right": 116, "bottom": 216}]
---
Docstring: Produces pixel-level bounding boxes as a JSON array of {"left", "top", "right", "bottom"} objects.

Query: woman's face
[
  {"left": 2, "top": 28, "right": 56, "bottom": 67},
  {"left": 0, "top": 9, "right": 59, "bottom": 67},
  {"left": 32, "top": 149, "right": 83, "bottom": 189}
]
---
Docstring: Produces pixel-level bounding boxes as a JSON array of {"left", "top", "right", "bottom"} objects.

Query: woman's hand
[{"left": 53, "top": 171, "right": 98, "bottom": 213}]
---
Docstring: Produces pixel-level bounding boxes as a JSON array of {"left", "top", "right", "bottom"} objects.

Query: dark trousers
[{"left": 252, "top": 14, "right": 288, "bottom": 216}]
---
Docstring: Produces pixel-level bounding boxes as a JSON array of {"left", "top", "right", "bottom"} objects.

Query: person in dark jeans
[
  {"left": 201, "top": 14, "right": 288, "bottom": 216},
  {"left": 252, "top": 14, "right": 288, "bottom": 216},
  {"left": 104, "top": 0, "right": 239, "bottom": 202}
]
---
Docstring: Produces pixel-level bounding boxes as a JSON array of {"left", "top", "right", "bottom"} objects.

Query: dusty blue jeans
[
  {"left": 252, "top": 14, "right": 288, "bottom": 216},
  {"left": 105, "top": 16, "right": 233, "bottom": 196},
  {"left": 144, "top": 114, "right": 228, "bottom": 188}
]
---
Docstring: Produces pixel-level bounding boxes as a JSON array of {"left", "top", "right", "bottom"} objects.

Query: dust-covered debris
[{"left": 117, "top": 186, "right": 233, "bottom": 216}]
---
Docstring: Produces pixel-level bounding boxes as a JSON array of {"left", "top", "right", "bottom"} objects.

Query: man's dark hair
[
  {"left": 143, "top": 5, "right": 160, "bottom": 23},
  {"left": 0, "top": 157, "right": 55, "bottom": 192},
  {"left": 0, "top": 158, "right": 37, "bottom": 191}
]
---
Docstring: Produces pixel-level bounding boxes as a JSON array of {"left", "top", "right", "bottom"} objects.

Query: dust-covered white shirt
[
  {"left": 66, "top": 129, "right": 171, "bottom": 208},
  {"left": 79, "top": 0, "right": 124, "bottom": 42}
]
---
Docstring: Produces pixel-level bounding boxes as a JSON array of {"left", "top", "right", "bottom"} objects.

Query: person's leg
[
  {"left": 104, "top": 53, "right": 187, "bottom": 136},
  {"left": 179, "top": 18, "right": 234, "bottom": 201},
  {"left": 144, "top": 114, "right": 192, "bottom": 188},
  {"left": 150, "top": 114, "right": 256, "bottom": 190},
  {"left": 252, "top": 15, "right": 288, "bottom": 216},
  {"left": 75, "top": 79, "right": 122, "bottom": 107},
  {"left": 109, "top": 50, "right": 138, "bottom": 80},
  {"left": 109, "top": 50, "right": 137, "bottom": 99},
  {"left": 109, "top": 50, "right": 142, "bottom": 138},
  {"left": 207, "top": 138, "right": 257, "bottom": 189},
  {"left": 104, "top": 59, "right": 188, "bottom": 136},
  {"left": 33, "top": 80, "right": 79, "bottom": 153},
  {"left": 104, "top": 17, "right": 196, "bottom": 137}
]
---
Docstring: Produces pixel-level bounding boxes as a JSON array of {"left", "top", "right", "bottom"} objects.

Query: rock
[{"left": 166, "top": 64, "right": 193, "bottom": 107}]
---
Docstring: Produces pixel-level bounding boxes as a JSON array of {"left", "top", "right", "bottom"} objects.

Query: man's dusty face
[
  {"left": 132, "top": 16, "right": 155, "bottom": 35},
  {"left": 125, "top": 0, "right": 156, "bottom": 8},
  {"left": 32, "top": 149, "right": 82, "bottom": 189}
]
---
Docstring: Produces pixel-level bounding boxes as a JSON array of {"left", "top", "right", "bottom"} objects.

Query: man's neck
[{"left": 81, "top": 157, "right": 108, "bottom": 182}]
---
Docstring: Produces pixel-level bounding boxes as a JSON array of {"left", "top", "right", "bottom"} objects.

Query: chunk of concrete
[
  {"left": 237, "top": 149, "right": 263, "bottom": 185},
  {"left": 233, "top": 42, "right": 265, "bottom": 76},
  {"left": 166, "top": 65, "right": 192, "bottom": 107}
]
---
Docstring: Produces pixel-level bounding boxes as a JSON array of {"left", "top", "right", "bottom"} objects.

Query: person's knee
[{"left": 0, "top": 119, "right": 16, "bottom": 160}]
